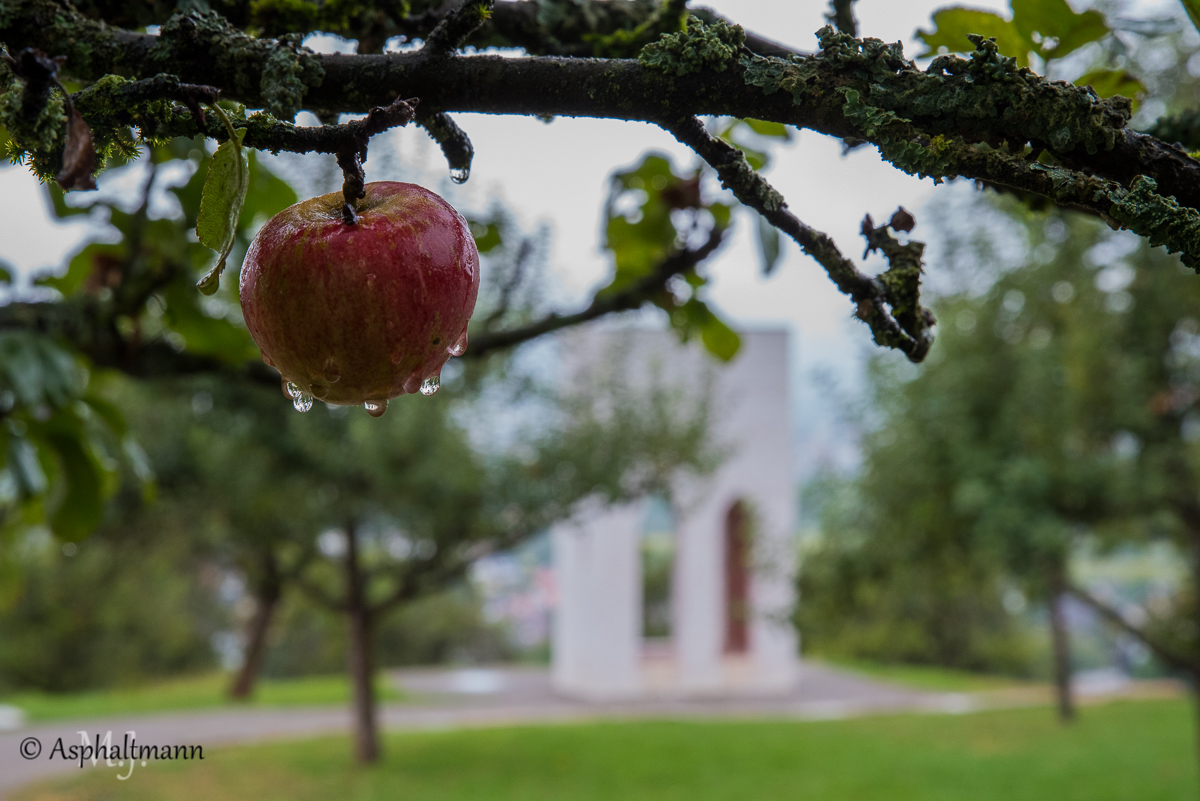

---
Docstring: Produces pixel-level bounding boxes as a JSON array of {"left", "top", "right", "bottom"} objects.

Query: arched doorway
[{"left": 724, "top": 500, "right": 751, "bottom": 654}]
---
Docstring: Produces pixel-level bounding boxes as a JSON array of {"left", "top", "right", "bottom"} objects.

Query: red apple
[{"left": 239, "top": 181, "right": 480, "bottom": 416}]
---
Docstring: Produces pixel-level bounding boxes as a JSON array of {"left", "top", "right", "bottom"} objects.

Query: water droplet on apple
[
  {"left": 449, "top": 167, "right": 470, "bottom": 184},
  {"left": 449, "top": 330, "right": 468, "bottom": 357},
  {"left": 367, "top": 273, "right": 377, "bottom": 289},
  {"left": 262, "top": 353, "right": 275, "bottom": 367},
  {"left": 293, "top": 392, "right": 314, "bottom": 413},
  {"left": 420, "top": 376, "right": 440, "bottom": 396},
  {"left": 390, "top": 348, "right": 404, "bottom": 366},
  {"left": 364, "top": 399, "right": 388, "bottom": 417},
  {"left": 322, "top": 357, "right": 342, "bottom": 383},
  {"left": 284, "top": 381, "right": 304, "bottom": 401}
]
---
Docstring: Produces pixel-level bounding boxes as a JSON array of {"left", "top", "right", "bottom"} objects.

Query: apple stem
[{"left": 336, "top": 149, "right": 366, "bottom": 225}]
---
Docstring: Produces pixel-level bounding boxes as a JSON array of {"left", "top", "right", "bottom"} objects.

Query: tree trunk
[
  {"left": 1048, "top": 563, "right": 1075, "bottom": 724},
  {"left": 228, "top": 581, "right": 281, "bottom": 700},
  {"left": 1193, "top": 683, "right": 1200, "bottom": 789},
  {"left": 345, "top": 522, "right": 380, "bottom": 763},
  {"left": 1190, "top": 534, "right": 1200, "bottom": 782}
]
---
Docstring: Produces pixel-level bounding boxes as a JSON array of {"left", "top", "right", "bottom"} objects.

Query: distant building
[{"left": 551, "top": 328, "right": 799, "bottom": 699}]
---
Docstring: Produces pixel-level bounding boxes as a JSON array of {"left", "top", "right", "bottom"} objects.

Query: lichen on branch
[
  {"left": 638, "top": 16, "right": 744, "bottom": 76},
  {"left": 147, "top": 11, "right": 323, "bottom": 121},
  {"left": 1105, "top": 176, "right": 1200, "bottom": 270}
]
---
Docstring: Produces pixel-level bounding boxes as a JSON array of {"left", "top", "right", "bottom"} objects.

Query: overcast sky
[{"left": 0, "top": 0, "right": 1018, "bottom": 480}]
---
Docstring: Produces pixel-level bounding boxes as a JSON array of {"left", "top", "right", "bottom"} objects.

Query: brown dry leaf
[
  {"left": 889, "top": 207, "right": 916, "bottom": 233},
  {"left": 56, "top": 108, "right": 97, "bottom": 191}
]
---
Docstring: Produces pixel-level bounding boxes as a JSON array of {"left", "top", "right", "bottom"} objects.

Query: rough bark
[
  {"left": 228, "top": 579, "right": 282, "bottom": 700},
  {"left": 344, "top": 522, "right": 380, "bottom": 764},
  {"left": 1047, "top": 562, "right": 1075, "bottom": 724}
]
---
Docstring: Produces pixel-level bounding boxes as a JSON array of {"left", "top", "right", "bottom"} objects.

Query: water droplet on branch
[
  {"left": 364, "top": 399, "right": 388, "bottom": 417},
  {"left": 420, "top": 376, "right": 440, "bottom": 396},
  {"left": 449, "top": 167, "right": 470, "bottom": 184}
]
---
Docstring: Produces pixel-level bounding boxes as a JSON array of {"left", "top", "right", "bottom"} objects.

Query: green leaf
[
  {"left": 1075, "top": 69, "right": 1144, "bottom": 107},
  {"left": 6, "top": 429, "right": 47, "bottom": 498},
  {"left": 122, "top": 438, "right": 156, "bottom": 494},
  {"left": 742, "top": 118, "right": 793, "bottom": 141},
  {"left": 755, "top": 211, "right": 782, "bottom": 275},
  {"left": 0, "top": 332, "right": 80, "bottom": 408},
  {"left": 35, "top": 242, "right": 123, "bottom": 296},
  {"left": 160, "top": 279, "right": 261, "bottom": 362},
  {"left": 672, "top": 299, "right": 741, "bottom": 361},
  {"left": 699, "top": 312, "right": 741, "bottom": 361},
  {"left": 195, "top": 106, "right": 250, "bottom": 296},
  {"left": 242, "top": 150, "right": 298, "bottom": 225},
  {"left": 603, "top": 153, "right": 686, "bottom": 289},
  {"left": 709, "top": 202, "right": 732, "bottom": 231},
  {"left": 1011, "top": 0, "right": 1109, "bottom": 60},
  {"left": 717, "top": 120, "right": 773, "bottom": 170},
  {"left": 171, "top": 142, "right": 212, "bottom": 223},
  {"left": 81, "top": 393, "right": 128, "bottom": 437},
  {"left": 43, "top": 427, "right": 106, "bottom": 541},
  {"left": 1184, "top": 0, "right": 1200, "bottom": 37},
  {"left": 45, "top": 184, "right": 94, "bottom": 218},
  {"left": 469, "top": 219, "right": 504, "bottom": 253},
  {"left": 917, "top": 8, "right": 1030, "bottom": 66}
]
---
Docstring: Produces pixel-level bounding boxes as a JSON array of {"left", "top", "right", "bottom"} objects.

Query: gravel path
[{"left": 0, "top": 662, "right": 961, "bottom": 797}]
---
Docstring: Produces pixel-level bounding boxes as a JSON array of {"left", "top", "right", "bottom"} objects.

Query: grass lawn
[
  {"left": 1, "top": 672, "right": 402, "bottom": 722},
  {"left": 14, "top": 699, "right": 1196, "bottom": 801},
  {"left": 812, "top": 657, "right": 1030, "bottom": 692}
]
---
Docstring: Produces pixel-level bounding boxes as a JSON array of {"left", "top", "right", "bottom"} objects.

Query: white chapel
[{"left": 551, "top": 328, "right": 799, "bottom": 700}]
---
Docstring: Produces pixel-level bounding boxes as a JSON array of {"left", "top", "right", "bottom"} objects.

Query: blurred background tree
[{"left": 799, "top": 199, "right": 1200, "bottom": 731}]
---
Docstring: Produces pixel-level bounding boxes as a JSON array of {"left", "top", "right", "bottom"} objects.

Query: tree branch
[
  {"left": 0, "top": 299, "right": 279, "bottom": 386},
  {"left": 467, "top": 224, "right": 727, "bottom": 358},
  {"left": 662, "top": 115, "right": 934, "bottom": 361},
  {"left": 1067, "top": 582, "right": 1198, "bottom": 677},
  {"left": 421, "top": 0, "right": 495, "bottom": 58},
  {"left": 69, "top": 0, "right": 805, "bottom": 60},
  {"left": 825, "top": 0, "right": 859, "bottom": 37},
  {"left": 8, "top": 8, "right": 1195, "bottom": 233},
  {"left": 295, "top": 574, "right": 348, "bottom": 613},
  {"left": 416, "top": 110, "right": 474, "bottom": 182},
  {"left": 480, "top": 236, "right": 534, "bottom": 332}
]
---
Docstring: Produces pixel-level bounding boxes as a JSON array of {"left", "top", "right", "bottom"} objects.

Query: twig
[
  {"left": 481, "top": 237, "right": 534, "bottom": 331},
  {"left": 422, "top": 0, "right": 496, "bottom": 58},
  {"left": 1067, "top": 582, "right": 1197, "bottom": 676},
  {"left": 327, "top": 95, "right": 420, "bottom": 222},
  {"left": 661, "top": 115, "right": 934, "bottom": 362},
  {"left": 468, "top": 226, "right": 727, "bottom": 358},
  {"left": 824, "top": 0, "right": 859, "bottom": 37},
  {"left": 417, "top": 110, "right": 474, "bottom": 182}
]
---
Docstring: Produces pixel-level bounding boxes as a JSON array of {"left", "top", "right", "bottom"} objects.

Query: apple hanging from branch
[{"left": 239, "top": 181, "right": 480, "bottom": 417}]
